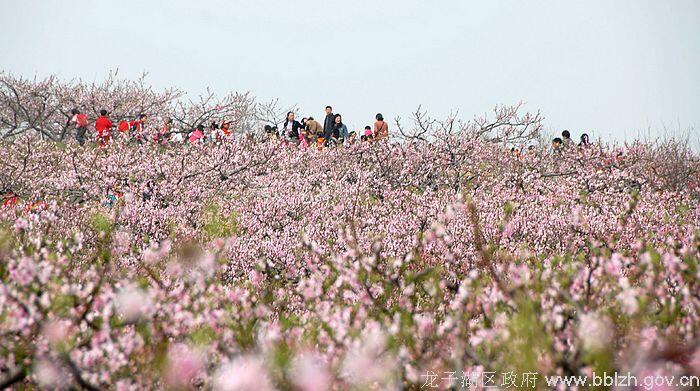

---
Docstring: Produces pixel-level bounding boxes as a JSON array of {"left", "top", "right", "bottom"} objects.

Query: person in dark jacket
[
  {"left": 579, "top": 133, "right": 590, "bottom": 147},
  {"left": 323, "top": 105, "right": 334, "bottom": 138},
  {"left": 331, "top": 113, "right": 349, "bottom": 143},
  {"left": 561, "top": 130, "right": 573, "bottom": 147},
  {"left": 552, "top": 137, "right": 563, "bottom": 154},
  {"left": 282, "top": 111, "right": 304, "bottom": 143},
  {"left": 263, "top": 124, "right": 278, "bottom": 138}
]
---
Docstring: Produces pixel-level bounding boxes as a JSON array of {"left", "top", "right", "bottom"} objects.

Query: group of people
[
  {"left": 508, "top": 130, "right": 592, "bottom": 158},
  {"left": 551, "top": 130, "right": 590, "bottom": 151},
  {"left": 266, "top": 106, "right": 389, "bottom": 147},
  {"left": 68, "top": 105, "right": 389, "bottom": 148},
  {"left": 2, "top": 126, "right": 598, "bottom": 212},
  {"left": 66, "top": 107, "right": 599, "bottom": 158},
  {"left": 69, "top": 109, "right": 226, "bottom": 147},
  {"left": 1, "top": 189, "right": 47, "bottom": 214}
]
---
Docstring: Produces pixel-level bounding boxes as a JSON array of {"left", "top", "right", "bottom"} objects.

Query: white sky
[{"left": 1, "top": 0, "right": 698, "bottom": 143}]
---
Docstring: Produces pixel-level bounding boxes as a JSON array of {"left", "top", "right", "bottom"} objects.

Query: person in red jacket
[
  {"left": 221, "top": 120, "right": 232, "bottom": 137},
  {"left": 117, "top": 118, "right": 131, "bottom": 141},
  {"left": 24, "top": 197, "right": 48, "bottom": 215},
  {"left": 69, "top": 108, "right": 89, "bottom": 146},
  {"left": 130, "top": 114, "right": 147, "bottom": 143},
  {"left": 94, "top": 109, "right": 113, "bottom": 146}
]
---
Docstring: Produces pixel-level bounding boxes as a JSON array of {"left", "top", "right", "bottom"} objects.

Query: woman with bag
[
  {"left": 374, "top": 113, "right": 389, "bottom": 140},
  {"left": 282, "top": 111, "right": 304, "bottom": 145}
]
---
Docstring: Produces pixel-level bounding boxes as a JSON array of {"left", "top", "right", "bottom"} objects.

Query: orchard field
[
  {"left": 0, "top": 134, "right": 698, "bottom": 390},
  {"left": 1, "top": 73, "right": 700, "bottom": 390}
]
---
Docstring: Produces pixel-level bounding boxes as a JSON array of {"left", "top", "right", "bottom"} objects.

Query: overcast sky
[{"left": 1, "top": 0, "right": 698, "bottom": 142}]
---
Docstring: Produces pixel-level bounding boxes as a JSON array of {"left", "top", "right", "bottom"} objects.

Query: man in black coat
[{"left": 323, "top": 105, "right": 334, "bottom": 139}]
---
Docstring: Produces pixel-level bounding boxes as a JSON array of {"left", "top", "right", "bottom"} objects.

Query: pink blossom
[
  {"left": 9, "top": 257, "right": 36, "bottom": 286},
  {"left": 341, "top": 328, "right": 395, "bottom": 386},
  {"left": 164, "top": 344, "right": 204, "bottom": 388},
  {"left": 213, "top": 356, "right": 274, "bottom": 391},
  {"left": 617, "top": 285, "right": 639, "bottom": 315},
  {"left": 13, "top": 217, "right": 29, "bottom": 231},
  {"left": 42, "top": 320, "right": 69, "bottom": 345},
  {"left": 290, "top": 353, "right": 331, "bottom": 391},
  {"left": 115, "top": 284, "right": 152, "bottom": 322},
  {"left": 249, "top": 270, "right": 264, "bottom": 287},
  {"left": 33, "top": 359, "right": 66, "bottom": 389},
  {"left": 578, "top": 313, "right": 613, "bottom": 352}
]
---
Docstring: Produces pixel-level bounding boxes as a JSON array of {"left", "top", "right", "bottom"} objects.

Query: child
[
  {"left": 348, "top": 131, "right": 357, "bottom": 144},
  {"left": 562, "top": 130, "right": 573, "bottom": 147},
  {"left": 298, "top": 128, "right": 310, "bottom": 148}
]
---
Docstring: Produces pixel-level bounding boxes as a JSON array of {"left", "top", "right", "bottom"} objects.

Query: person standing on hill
[
  {"left": 130, "top": 114, "right": 147, "bottom": 143},
  {"left": 263, "top": 124, "right": 278, "bottom": 139},
  {"left": 282, "top": 111, "right": 304, "bottom": 144},
  {"left": 304, "top": 116, "right": 323, "bottom": 139},
  {"left": 374, "top": 113, "right": 389, "bottom": 140},
  {"left": 94, "top": 109, "right": 113, "bottom": 146},
  {"left": 323, "top": 106, "right": 334, "bottom": 139},
  {"left": 562, "top": 130, "right": 573, "bottom": 147},
  {"left": 579, "top": 133, "right": 590, "bottom": 147},
  {"left": 551, "top": 137, "right": 563, "bottom": 154},
  {"left": 69, "top": 108, "right": 89, "bottom": 145},
  {"left": 117, "top": 117, "right": 131, "bottom": 140},
  {"left": 220, "top": 120, "right": 232, "bottom": 138},
  {"left": 208, "top": 122, "right": 220, "bottom": 143},
  {"left": 332, "top": 113, "right": 349, "bottom": 144},
  {"left": 188, "top": 124, "right": 205, "bottom": 144},
  {"left": 154, "top": 117, "right": 172, "bottom": 144}
]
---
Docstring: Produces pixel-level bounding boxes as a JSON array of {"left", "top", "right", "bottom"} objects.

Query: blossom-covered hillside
[{"left": 0, "top": 135, "right": 699, "bottom": 389}]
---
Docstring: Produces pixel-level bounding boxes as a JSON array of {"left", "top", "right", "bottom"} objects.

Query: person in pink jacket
[{"left": 188, "top": 124, "right": 205, "bottom": 144}]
